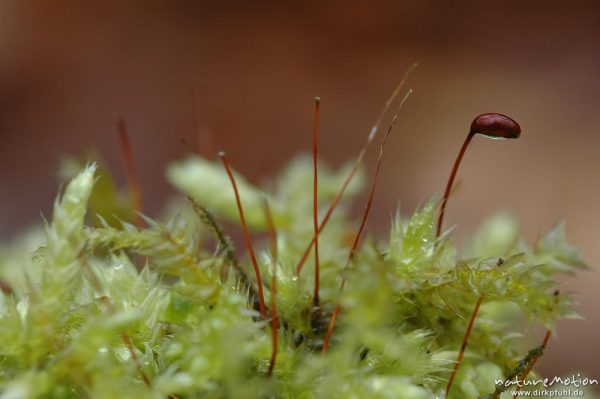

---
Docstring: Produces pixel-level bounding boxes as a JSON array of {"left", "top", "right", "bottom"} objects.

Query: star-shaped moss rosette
[{"left": 0, "top": 79, "right": 595, "bottom": 398}]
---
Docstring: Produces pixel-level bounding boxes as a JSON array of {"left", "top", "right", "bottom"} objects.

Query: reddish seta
[{"left": 441, "top": 113, "right": 521, "bottom": 397}]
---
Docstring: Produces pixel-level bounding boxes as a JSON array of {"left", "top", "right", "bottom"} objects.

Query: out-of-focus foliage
[
  {"left": 59, "top": 154, "right": 135, "bottom": 227},
  {"left": 0, "top": 155, "right": 592, "bottom": 399}
]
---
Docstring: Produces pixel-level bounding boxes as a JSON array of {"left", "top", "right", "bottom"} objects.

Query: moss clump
[{"left": 0, "top": 155, "right": 593, "bottom": 399}]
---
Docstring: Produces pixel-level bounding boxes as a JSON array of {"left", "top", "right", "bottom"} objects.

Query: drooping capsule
[
  {"left": 437, "top": 112, "right": 522, "bottom": 238},
  {"left": 470, "top": 113, "right": 521, "bottom": 139}
]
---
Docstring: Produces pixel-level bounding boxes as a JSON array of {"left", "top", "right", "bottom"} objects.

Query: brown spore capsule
[{"left": 470, "top": 113, "right": 521, "bottom": 139}]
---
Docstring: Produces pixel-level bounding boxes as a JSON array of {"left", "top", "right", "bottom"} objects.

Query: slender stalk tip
[
  {"left": 312, "top": 95, "right": 321, "bottom": 307},
  {"left": 321, "top": 89, "right": 411, "bottom": 353},
  {"left": 116, "top": 115, "right": 144, "bottom": 222},
  {"left": 295, "top": 66, "right": 415, "bottom": 275},
  {"left": 220, "top": 153, "right": 268, "bottom": 320}
]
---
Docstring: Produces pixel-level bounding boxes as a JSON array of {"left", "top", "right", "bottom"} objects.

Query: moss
[{"left": 0, "top": 155, "right": 593, "bottom": 399}]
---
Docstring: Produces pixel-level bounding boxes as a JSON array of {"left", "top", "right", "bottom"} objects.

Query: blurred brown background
[{"left": 0, "top": 0, "right": 598, "bottom": 378}]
